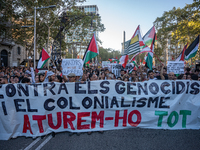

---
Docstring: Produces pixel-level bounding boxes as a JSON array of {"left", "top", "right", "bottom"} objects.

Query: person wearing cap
[{"left": 67, "top": 73, "right": 76, "bottom": 82}]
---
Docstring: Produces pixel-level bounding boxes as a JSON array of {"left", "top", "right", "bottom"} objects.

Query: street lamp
[{"left": 33, "top": 5, "right": 56, "bottom": 69}]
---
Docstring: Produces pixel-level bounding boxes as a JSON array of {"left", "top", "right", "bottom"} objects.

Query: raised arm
[{"left": 160, "top": 66, "right": 165, "bottom": 80}]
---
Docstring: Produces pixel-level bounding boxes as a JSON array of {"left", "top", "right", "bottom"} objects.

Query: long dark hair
[
  {"left": 56, "top": 75, "right": 62, "bottom": 82},
  {"left": 39, "top": 74, "right": 44, "bottom": 82}
]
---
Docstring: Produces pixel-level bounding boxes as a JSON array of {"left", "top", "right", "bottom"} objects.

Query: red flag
[
  {"left": 119, "top": 55, "right": 129, "bottom": 68},
  {"left": 82, "top": 33, "right": 98, "bottom": 66},
  {"left": 180, "top": 44, "right": 188, "bottom": 61}
]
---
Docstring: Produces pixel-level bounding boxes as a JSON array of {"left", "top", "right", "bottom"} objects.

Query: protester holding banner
[
  {"left": 80, "top": 73, "right": 87, "bottom": 83},
  {"left": 187, "top": 74, "right": 192, "bottom": 80},
  {"left": 21, "top": 77, "right": 31, "bottom": 84},
  {"left": 55, "top": 75, "right": 63, "bottom": 83},
  {"left": 67, "top": 73, "right": 76, "bottom": 82},
  {"left": 191, "top": 69, "right": 199, "bottom": 80},
  {"left": 99, "top": 72, "right": 106, "bottom": 80},
  {"left": 129, "top": 70, "right": 137, "bottom": 82},
  {"left": 0, "top": 76, "right": 8, "bottom": 84},
  {"left": 147, "top": 70, "right": 157, "bottom": 80},
  {"left": 35, "top": 74, "right": 40, "bottom": 83},
  {"left": 89, "top": 73, "right": 98, "bottom": 81},
  {"left": 38, "top": 71, "right": 48, "bottom": 83},
  {"left": 120, "top": 69, "right": 125, "bottom": 78},
  {"left": 14, "top": 76, "right": 19, "bottom": 83}
]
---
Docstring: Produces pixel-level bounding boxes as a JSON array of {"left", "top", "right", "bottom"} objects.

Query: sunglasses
[{"left": 68, "top": 76, "right": 75, "bottom": 78}]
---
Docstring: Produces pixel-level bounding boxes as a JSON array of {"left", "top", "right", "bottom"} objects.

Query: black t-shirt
[
  {"left": 164, "top": 74, "right": 168, "bottom": 80},
  {"left": 156, "top": 75, "right": 162, "bottom": 80},
  {"left": 191, "top": 74, "right": 198, "bottom": 80}
]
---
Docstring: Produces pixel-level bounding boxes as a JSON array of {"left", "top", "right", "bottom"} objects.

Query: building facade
[
  {"left": 66, "top": 5, "right": 99, "bottom": 59},
  {"left": 0, "top": 37, "right": 27, "bottom": 67}
]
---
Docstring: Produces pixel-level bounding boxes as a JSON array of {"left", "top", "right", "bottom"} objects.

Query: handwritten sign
[
  {"left": 62, "top": 59, "right": 83, "bottom": 76},
  {"left": 167, "top": 61, "right": 184, "bottom": 74},
  {"left": 102, "top": 61, "right": 111, "bottom": 68}
]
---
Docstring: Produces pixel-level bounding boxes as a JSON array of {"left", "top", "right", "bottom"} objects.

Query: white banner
[
  {"left": 102, "top": 61, "right": 110, "bottom": 68},
  {"left": 0, "top": 80, "right": 200, "bottom": 140},
  {"left": 167, "top": 61, "right": 185, "bottom": 74},
  {"left": 61, "top": 59, "right": 83, "bottom": 76},
  {"left": 112, "top": 64, "right": 122, "bottom": 77}
]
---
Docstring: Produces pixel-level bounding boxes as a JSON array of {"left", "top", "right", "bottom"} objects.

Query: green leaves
[
  {"left": 154, "top": 0, "right": 200, "bottom": 64},
  {"left": 1, "top": 0, "right": 105, "bottom": 59}
]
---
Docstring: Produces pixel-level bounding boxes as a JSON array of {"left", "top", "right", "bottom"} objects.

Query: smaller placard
[
  {"left": 61, "top": 59, "right": 83, "bottom": 76},
  {"left": 102, "top": 61, "right": 111, "bottom": 68},
  {"left": 167, "top": 61, "right": 185, "bottom": 74}
]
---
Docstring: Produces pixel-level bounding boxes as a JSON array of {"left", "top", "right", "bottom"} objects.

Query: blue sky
[{"left": 81, "top": 0, "right": 194, "bottom": 51}]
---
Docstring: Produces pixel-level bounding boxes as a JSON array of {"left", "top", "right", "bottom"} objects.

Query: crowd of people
[
  {"left": 0, "top": 63, "right": 200, "bottom": 85},
  {"left": 0, "top": 63, "right": 199, "bottom": 136}
]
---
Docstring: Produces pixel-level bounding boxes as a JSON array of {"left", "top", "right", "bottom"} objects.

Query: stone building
[{"left": 0, "top": 37, "right": 27, "bottom": 67}]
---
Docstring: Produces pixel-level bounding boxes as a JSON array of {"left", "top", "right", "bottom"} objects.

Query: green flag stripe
[
  {"left": 41, "top": 58, "right": 49, "bottom": 68},
  {"left": 185, "top": 44, "right": 198, "bottom": 60},
  {"left": 146, "top": 53, "right": 153, "bottom": 70},
  {"left": 84, "top": 51, "right": 98, "bottom": 64},
  {"left": 185, "top": 50, "right": 198, "bottom": 60}
]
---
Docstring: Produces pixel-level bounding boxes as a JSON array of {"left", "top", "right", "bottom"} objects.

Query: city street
[{"left": 1, "top": 128, "right": 200, "bottom": 150}]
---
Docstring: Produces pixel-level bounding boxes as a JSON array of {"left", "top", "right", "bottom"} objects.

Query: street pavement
[{"left": 0, "top": 128, "right": 200, "bottom": 150}]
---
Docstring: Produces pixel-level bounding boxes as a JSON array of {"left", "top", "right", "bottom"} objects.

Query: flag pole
[{"left": 152, "top": 52, "right": 164, "bottom": 66}]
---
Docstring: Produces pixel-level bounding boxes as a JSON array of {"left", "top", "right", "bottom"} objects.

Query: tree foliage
[
  {"left": 98, "top": 47, "right": 121, "bottom": 62},
  {"left": 153, "top": 0, "right": 200, "bottom": 65},
  {"left": 0, "top": 0, "right": 105, "bottom": 58}
]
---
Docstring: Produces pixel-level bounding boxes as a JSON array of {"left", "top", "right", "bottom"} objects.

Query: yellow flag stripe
[{"left": 130, "top": 35, "right": 139, "bottom": 45}]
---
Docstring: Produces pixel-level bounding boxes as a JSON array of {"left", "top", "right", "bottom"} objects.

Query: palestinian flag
[
  {"left": 185, "top": 35, "right": 199, "bottom": 60},
  {"left": 175, "top": 44, "right": 188, "bottom": 61},
  {"left": 143, "top": 53, "right": 147, "bottom": 65},
  {"left": 145, "top": 33, "right": 156, "bottom": 70},
  {"left": 86, "top": 60, "right": 90, "bottom": 67},
  {"left": 143, "top": 26, "right": 157, "bottom": 47},
  {"left": 119, "top": 55, "right": 128, "bottom": 68},
  {"left": 83, "top": 33, "right": 99, "bottom": 67},
  {"left": 132, "top": 58, "right": 138, "bottom": 68},
  {"left": 37, "top": 48, "right": 50, "bottom": 69},
  {"left": 108, "top": 58, "right": 119, "bottom": 63}
]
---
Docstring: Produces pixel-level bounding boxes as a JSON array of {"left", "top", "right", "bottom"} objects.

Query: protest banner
[
  {"left": 167, "top": 61, "right": 185, "bottom": 74},
  {"left": 61, "top": 59, "right": 83, "bottom": 76},
  {"left": 0, "top": 80, "right": 200, "bottom": 140},
  {"left": 102, "top": 61, "right": 111, "bottom": 68},
  {"left": 112, "top": 64, "right": 122, "bottom": 77},
  {"left": 112, "top": 63, "right": 135, "bottom": 77}
]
